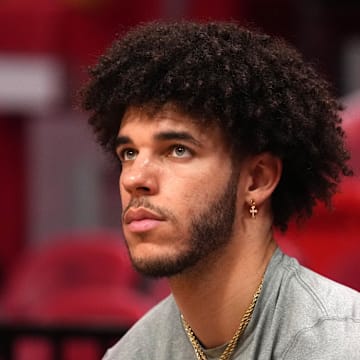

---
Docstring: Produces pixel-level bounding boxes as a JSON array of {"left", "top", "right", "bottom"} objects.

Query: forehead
[{"left": 119, "top": 105, "right": 225, "bottom": 143}]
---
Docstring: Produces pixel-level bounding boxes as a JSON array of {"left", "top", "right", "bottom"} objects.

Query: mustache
[{"left": 122, "top": 198, "right": 175, "bottom": 222}]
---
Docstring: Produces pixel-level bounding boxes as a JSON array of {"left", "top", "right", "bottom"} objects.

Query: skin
[{"left": 117, "top": 105, "right": 282, "bottom": 348}]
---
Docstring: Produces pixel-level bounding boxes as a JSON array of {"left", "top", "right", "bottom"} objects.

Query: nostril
[{"left": 136, "top": 186, "right": 151, "bottom": 192}]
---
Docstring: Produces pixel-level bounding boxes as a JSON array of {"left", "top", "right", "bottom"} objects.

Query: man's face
[{"left": 117, "top": 106, "right": 240, "bottom": 277}]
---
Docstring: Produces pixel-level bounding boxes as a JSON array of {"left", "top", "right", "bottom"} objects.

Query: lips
[
  {"left": 124, "top": 208, "right": 164, "bottom": 224},
  {"left": 123, "top": 208, "right": 165, "bottom": 233}
]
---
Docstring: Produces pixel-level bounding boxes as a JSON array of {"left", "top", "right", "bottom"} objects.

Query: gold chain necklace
[{"left": 181, "top": 277, "right": 264, "bottom": 360}]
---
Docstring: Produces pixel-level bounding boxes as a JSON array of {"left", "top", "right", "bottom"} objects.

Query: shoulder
[
  {"left": 276, "top": 253, "right": 360, "bottom": 359},
  {"left": 103, "top": 295, "right": 178, "bottom": 360},
  {"left": 282, "top": 254, "right": 360, "bottom": 317}
]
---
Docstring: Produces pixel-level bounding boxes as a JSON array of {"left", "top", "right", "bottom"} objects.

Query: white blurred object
[{"left": 0, "top": 55, "right": 65, "bottom": 113}]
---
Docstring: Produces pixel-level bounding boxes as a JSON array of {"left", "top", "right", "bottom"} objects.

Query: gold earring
[{"left": 249, "top": 200, "right": 258, "bottom": 218}]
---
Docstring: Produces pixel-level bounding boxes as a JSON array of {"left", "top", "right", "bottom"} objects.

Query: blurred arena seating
[
  {"left": 0, "top": 230, "right": 170, "bottom": 360},
  {"left": 1, "top": 230, "right": 140, "bottom": 317}
]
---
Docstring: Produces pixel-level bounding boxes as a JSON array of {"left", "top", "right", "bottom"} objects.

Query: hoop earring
[{"left": 249, "top": 200, "right": 258, "bottom": 219}]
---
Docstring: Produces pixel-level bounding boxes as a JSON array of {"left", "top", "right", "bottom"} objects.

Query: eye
[
  {"left": 119, "top": 148, "right": 138, "bottom": 161},
  {"left": 169, "top": 145, "right": 192, "bottom": 158}
]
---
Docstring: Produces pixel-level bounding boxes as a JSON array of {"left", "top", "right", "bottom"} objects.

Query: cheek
[{"left": 164, "top": 178, "right": 215, "bottom": 215}]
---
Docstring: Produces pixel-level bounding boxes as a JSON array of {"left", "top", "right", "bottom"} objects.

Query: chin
[{"left": 129, "top": 245, "right": 202, "bottom": 278}]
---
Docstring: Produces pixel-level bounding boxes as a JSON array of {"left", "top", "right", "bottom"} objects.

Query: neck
[{"left": 168, "top": 229, "right": 276, "bottom": 349}]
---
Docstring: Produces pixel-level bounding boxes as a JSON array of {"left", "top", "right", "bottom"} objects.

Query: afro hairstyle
[{"left": 81, "top": 21, "right": 353, "bottom": 231}]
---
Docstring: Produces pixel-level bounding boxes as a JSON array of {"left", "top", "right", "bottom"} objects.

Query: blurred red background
[{"left": 0, "top": 2, "right": 359, "bottom": 358}]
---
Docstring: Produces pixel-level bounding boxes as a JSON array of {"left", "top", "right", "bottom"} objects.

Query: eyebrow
[
  {"left": 154, "top": 131, "right": 202, "bottom": 147},
  {"left": 115, "top": 135, "right": 132, "bottom": 148},
  {"left": 115, "top": 131, "right": 202, "bottom": 148}
]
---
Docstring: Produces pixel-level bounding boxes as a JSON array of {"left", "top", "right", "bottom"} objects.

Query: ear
[{"left": 244, "top": 152, "right": 282, "bottom": 206}]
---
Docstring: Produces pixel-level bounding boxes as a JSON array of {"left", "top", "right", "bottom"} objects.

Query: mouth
[{"left": 123, "top": 208, "right": 165, "bottom": 233}]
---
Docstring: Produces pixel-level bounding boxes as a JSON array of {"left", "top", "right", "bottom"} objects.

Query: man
[{"left": 81, "top": 21, "right": 360, "bottom": 359}]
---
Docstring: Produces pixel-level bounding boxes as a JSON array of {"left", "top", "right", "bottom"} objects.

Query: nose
[{"left": 120, "top": 156, "right": 159, "bottom": 197}]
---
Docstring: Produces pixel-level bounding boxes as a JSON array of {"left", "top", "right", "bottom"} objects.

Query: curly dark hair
[{"left": 80, "top": 20, "right": 352, "bottom": 232}]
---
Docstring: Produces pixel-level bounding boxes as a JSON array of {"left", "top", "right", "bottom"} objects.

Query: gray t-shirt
[{"left": 103, "top": 248, "right": 360, "bottom": 359}]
